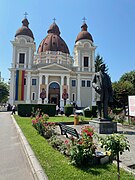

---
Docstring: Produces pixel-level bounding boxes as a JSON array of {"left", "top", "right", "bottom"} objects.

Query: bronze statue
[{"left": 92, "top": 64, "right": 113, "bottom": 119}]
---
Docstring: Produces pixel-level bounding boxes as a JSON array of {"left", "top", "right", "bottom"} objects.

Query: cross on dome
[
  {"left": 82, "top": 17, "right": 87, "bottom": 23},
  {"left": 24, "top": 12, "right": 28, "bottom": 19},
  {"left": 53, "top": 18, "right": 56, "bottom": 23}
]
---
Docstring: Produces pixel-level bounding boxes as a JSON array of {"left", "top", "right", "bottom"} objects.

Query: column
[
  {"left": 38, "top": 74, "right": 42, "bottom": 104},
  {"left": 45, "top": 75, "right": 49, "bottom": 103},
  {"left": 66, "top": 76, "right": 70, "bottom": 104},
  {"left": 28, "top": 47, "right": 32, "bottom": 69},
  {"left": 26, "top": 71, "right": 31, "bottom": 103},
  {"left": 77, "top": 74, "right": 81, "bottom": 107},
  {"left": 88, "top": 55, "right": 91, "bottom": 72},
  {"left": 60, "top": 76, "right": 64, "bottom": 107},
  {"left": 9, "top": 70, "right": 15, "bottom": 105},
  {"left": 91, "top": 49, "right": 95, "bottom": 72},
  {"left": 12, "top": 46, "right": 16, "bottom": 68}
]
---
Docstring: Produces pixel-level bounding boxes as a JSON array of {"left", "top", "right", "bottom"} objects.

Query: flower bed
[{"left": 32, "top": 111, "right": 114, "bottom": 168}]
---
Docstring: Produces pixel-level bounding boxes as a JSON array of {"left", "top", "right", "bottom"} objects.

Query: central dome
[{"left": 37, "top": 22, "right": 70, "bottom": 54}]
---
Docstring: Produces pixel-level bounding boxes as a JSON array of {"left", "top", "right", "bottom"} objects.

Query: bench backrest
[{"left": 59, "top": 123, "right": 80, "bottom": 138}]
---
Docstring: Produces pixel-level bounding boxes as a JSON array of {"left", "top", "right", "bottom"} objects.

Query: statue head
[{"left": 100, "top": 64, "right": 106, "bottom": 72}]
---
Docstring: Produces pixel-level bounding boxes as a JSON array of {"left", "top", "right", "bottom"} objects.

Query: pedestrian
[
  {"left": 11, "top": 105, "right": 16, "bottom": 115},
  {"left": 56, "top": 104, "right": 59, "bottom": 115},
  {"left": 60, "top": 106, "right": 64, "bottom": 115}
]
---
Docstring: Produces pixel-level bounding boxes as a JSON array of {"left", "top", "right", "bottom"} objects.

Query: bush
[
  {"left": 32, "top": 113, "right": 55, "bottom": 139},
  {"left": 84, "top": 110, "right": 93, "bottom": 117},
  {"left": 84, "top": 106, "right": 97, "bottom": 118},
  {"left": 18, "top": 104, "right": 56, "bottom": 117},
  {"left": 64, "top": 104, "right": 73, "bottom": 117},
  {"left": 113, "top": 108, "right": 123, "bottom": 115}
]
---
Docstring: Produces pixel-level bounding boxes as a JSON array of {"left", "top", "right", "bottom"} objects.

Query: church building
[{"left": 9, "top": 17, "right": 96, "bottom": 108}]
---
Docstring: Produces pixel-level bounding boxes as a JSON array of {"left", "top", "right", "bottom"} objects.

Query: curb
[
  {"left": 113, "top": 160, "right": 135, "bottom": 176},
  {"left": 11, "top": 115, "right": 48, "bottom": 180}
]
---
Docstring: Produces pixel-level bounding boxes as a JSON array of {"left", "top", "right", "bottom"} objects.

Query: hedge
[
  {"left": 18, "top": 104, "right": 56, "bottom": 117},
  {"left": 84, "top": 106, "right": 97, "bottom": 118},
  {"left": 64, "top": 104, "right": 74, "bottom": 117}
]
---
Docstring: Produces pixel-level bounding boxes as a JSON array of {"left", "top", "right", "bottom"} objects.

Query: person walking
[{"left": 11, "top": 105, "right": 16, "bottom": 115}]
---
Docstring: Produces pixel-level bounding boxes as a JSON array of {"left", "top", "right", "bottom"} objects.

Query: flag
[{"left": 15, "top": 70, "right": 25, "bottom": 101}]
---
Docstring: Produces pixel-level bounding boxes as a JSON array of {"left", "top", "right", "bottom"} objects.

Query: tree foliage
[
  {"left": 0, "top": 82, "right": 9, "bottom": 103},
  {"left": 95, "top": 53, "right": 108, "bottom": 72},
  {"left": 112, "top": 71, "right": 135, "bottom": 107}
]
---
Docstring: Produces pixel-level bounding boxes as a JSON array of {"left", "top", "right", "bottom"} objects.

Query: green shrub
[
  {"left": 84, "top": 106, "right": 97, "bottom": 118},
  {"left": 84, "top": 110, "right": 92, "bottom": 117},
  {"left": 113, "top": 108, "right": 123, "bottom": 115},
  {"left": 18, "top": 104, "right": 56, "bottom": 117},
  {"left": 91, "top": 106, "right": 97, "bottom": 117},
  {"left": 64, "top": 104, "right": 73, "bottom": 117}
]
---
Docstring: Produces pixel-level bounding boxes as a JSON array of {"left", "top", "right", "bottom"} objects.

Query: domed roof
[
  {"left": 37, "top": 22, "right": 70, "bottom": 54},
  {"left": 75, "top": 22, "right": 93, "bottom": 43},
  {"left": 15, "top": 18, "right": 34, "bottom": 40}
]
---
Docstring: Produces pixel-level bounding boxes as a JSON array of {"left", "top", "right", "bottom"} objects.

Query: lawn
[{"left": 14, "top": 115, "right": 135, "bottom": 180}]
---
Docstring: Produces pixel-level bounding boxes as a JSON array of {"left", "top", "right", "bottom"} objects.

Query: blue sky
[{"left": 0, "top": 0, "right": 135, "bottom": 83}]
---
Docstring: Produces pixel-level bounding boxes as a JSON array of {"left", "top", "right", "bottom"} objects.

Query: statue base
[{"left": 89, "top": 119, "right": 117, "bottom": 134}]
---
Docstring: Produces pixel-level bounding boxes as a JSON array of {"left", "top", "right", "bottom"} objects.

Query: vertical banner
[
  {"left": 128, "top": 96, "right": 135, "bottom": 117},
  {"left": 15, "top": 70, "right": 25, "bottom": 101},
  {"left": 62, "top": 85, "right": 68, "bottom": 100}
]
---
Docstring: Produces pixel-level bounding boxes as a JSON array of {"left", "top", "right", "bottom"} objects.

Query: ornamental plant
[
  {"left": 69, "top": 126, "right": 96, "bottom": 167},
  {"left": 32, "top": 113, "right": 55, "bottom": 138},
  {"left": 99, "top": 134, "right": 130, "bottom": 180}
]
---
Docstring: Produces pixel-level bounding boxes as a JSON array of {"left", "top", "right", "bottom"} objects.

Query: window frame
[
  {"left": 81, "top": 80, "right": 85, "bottom": 87},
  {"left": 72, "top": 80, "right": 76, "bottom": 87},
  {"left": 19, "top": 53, "right": 25, "bottom": 64},
  {"left": 84, "top": 56, "right": 89, "bottom": 67},
  {"left": 87, "top": 80, "right": 91, "bottom": 87},
  {"left": 32, "top": 78, "right": 37, "bottom": 86}
]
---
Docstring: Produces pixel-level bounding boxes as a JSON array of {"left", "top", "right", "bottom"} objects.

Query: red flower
[{"left": 65, "top": 140, "right": 69, "bottom": 144}]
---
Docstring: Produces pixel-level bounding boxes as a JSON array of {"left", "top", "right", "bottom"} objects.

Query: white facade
[{"left": 9, "top": 20, "right": 96, "bottom": 108}]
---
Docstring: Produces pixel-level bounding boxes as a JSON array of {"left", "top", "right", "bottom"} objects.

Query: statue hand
[{"left": 96, "top": 86, "right": 101, "bottom": 93}]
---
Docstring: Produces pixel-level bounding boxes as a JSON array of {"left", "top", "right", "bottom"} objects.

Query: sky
[{"left": 0, "top": 0, "right": 135, "bottom": 83}]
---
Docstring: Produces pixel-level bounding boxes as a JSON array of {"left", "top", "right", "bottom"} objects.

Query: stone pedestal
[{"left": 89, "top": 119, "right": 117, "bottom": 134}]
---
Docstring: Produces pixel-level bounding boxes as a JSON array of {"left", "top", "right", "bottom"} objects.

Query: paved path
[{"left": 0, "top": 112, "right": 34, "bottom": 180}]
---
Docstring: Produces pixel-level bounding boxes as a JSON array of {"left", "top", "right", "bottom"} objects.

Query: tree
[
  {"left": 120, "top": 70, "right": 135, "bottom": 91},
  {"left": 95, "top": 53, "right": 108, "bottom": 72},
  {"left": 99, "top": 134, "right": 130, "bottom": 180},
  {"left": 112, "top": 71, "right": 135, "bottom": 108},
  {"left": 112, "top": 81, "right": 134, "bottom": 108},
  {"left": 0, "top": 82, "right": 9, "bottom": 104}
]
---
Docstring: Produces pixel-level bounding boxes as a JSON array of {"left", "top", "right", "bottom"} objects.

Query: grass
[{"left": 14, "top": 115, "right": 135, "bottom": 180}]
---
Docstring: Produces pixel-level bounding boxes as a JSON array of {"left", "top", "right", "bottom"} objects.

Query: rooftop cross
[
  {"left": 53, "top": 18, "right": 56, "bottom": 23},
  {"left": 82, "top": 17, "right": 87, "bottom": 23},
  {"left": 24, "top": 12, "right": 28, "bottom": 19}
]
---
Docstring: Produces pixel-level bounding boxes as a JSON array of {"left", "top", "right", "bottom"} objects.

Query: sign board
[{"left": 128, "top": 96, "right": 135, "bottom": 117}]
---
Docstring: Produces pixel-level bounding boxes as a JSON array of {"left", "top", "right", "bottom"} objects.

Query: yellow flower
[{"left": 106, "top": 151, "right": 111, "bottom": 156}]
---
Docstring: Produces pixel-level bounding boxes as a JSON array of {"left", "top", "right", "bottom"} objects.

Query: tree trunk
[{"left": 117, "top": 152, "right": 120, "bottom": 180}]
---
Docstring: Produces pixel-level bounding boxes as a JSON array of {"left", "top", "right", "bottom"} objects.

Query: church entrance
[{"left": 48, "top": 82, "right": 60, "bottom": 106}]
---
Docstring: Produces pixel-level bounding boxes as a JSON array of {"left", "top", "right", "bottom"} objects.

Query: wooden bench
[{"left": 58, "top": 123, "right": 80, "bottom": 138}]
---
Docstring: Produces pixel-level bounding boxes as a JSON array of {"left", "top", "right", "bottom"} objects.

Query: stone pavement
[
  {"left": 0, "top": 112, "right": 35, "bottom": 180},
  {"left": 61, "top": 122, "right": 135, "bottom": 174}
]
